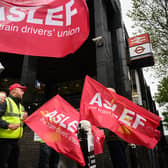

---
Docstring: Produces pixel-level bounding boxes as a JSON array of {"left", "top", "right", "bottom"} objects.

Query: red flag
[
  {"left": 1, "top": 0, "right": 55, "bottom": 6},
  {"left": 25, "top": 95, "right": 85, "bottom": 166},
  {"left": 0, "top": 0, "right": 89, "bottom": 58},
  {"left": 24, "top": 94, "right": 105, "bottom": 166},
  {"left": 92, "top": 125, "right": 105, "bottom": 155},
  {"left": 80, "top": 75, "right": 161, "bottom": 149}
]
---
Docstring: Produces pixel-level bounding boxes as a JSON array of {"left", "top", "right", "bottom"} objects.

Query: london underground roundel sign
[
  {"left": 134, "top": 46, "right": 145, "bottom": 54},
  {"left": 128, "top": 33, "right": 153, "bottom": 60}
]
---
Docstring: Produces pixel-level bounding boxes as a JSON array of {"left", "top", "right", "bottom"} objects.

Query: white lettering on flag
[{"left": 89, "top": 93, "right": 147, "bottom": 129}]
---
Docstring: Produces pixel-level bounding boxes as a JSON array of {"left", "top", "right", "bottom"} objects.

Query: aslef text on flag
[
  {"left": 80, "top": 75, "right": 161, "bottom": 149},
  {"left": 0, "top": 0, "right": 89, "bottom": 58}
]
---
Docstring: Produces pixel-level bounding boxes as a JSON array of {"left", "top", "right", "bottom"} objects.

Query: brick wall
[{"left": 19, "top": 126, "right": 40, "bottom": 168}]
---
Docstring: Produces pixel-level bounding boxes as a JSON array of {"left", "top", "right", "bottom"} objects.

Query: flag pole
[{"left": 78, "top": 120, "right": 96, "bottom": 168}]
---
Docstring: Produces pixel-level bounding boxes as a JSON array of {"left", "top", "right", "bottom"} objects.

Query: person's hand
[
  {"left": 21, "top": 112, "right": 28, "bottom": 121},
  {"left": 107, "top": 88, "right": 116, "bottom": 93},
  {"left": 0, "top": 92, "right": 6, "bottom": 104},
  {"left": 8, "top": 123, "right": 20, "bottom": 130}
]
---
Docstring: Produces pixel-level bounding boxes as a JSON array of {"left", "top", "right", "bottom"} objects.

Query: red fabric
[
  {"left": 1, "top": 0, "right": 56, "bottom": 6},
  {"left": 0, "top": 0, "right": 89, "bottom": 58},
  {"left": 25, "top": 94, "right": 105, "bottom": 166},
  {"left": 9, "top": 83, "right": 27, "bottom": 92},
  {"left": 80, "top": 76, "right": 161, "bottom": 149},
  {"left": 92, "top": 125, "right": 105, "bottom": 155},
  {"left": 25, "top": 95, "right": 85, "bottom": 166}
]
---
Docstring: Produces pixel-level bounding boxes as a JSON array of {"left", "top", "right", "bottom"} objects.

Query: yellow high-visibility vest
[{"left": 0, "top": 97, "right": 24, "bottom": 139}]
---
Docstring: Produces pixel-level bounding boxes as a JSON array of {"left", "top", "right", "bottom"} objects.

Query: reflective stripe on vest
[{"left": 0, "top": 97, "right": 24, "bottom": 139}]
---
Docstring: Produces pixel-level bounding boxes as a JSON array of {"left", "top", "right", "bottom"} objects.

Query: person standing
[
  {"left": 38, "top": 141, "right": 60, "bottom": 168},
  {"left": 0, "top": 83, "right": 28, "bottom": 168}
]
